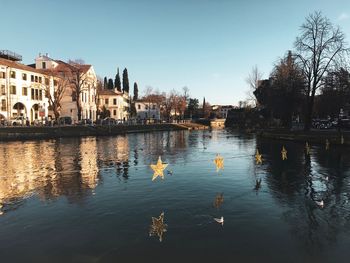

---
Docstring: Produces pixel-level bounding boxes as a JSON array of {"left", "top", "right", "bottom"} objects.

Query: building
[
  {"left": 0, "top": 50, "right": 53, "bottom": 123},
  {"left": 97, "top": 89, "right": 130, "bottom": 121},
  {"left": 35, "top": 54, "right": 98, "bottom": 122},
  {"left": 211, "top": 105, "right": 235, "bottom": 118},
  {"left": 135, "top": 100, "right": 160, "bottom": 121}
]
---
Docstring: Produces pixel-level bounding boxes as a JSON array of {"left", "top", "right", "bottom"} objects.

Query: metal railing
[{"left": 0, "top": 50, "right": 22, "bottom": 61}]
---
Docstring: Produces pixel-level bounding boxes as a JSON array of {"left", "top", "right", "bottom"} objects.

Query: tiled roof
[
  {"left": 99, "top": 89, "right": 123, "bottom": 96},
  {"left": 0, "top": 58, "right": 46, "bottom": 74}
]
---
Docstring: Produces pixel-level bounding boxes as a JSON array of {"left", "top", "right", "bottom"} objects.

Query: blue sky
[{"left": 2, "top": 0, "right": 350, "bottom": 105}]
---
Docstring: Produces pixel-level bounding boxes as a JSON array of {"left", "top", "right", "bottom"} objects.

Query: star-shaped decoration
[
  {"left": 214, "top": 154, "right": 224, "bottom": 172},
  {"left": 213, "top": 193, "right": 224, "bottom": 209},
  {"left": 150, "top": 156, "right": 168, "bottom": 181},
  {"left": 255, "top": 149, "right": 262, "bottom": 165},
  {"left": 149, "top": 212, "right": 168, "bottom": 242},
  {"left": 281, "top": 146, "right": 287, "bottom": 160},
  {"left": 325, "top": 139, "right": 330, "bottom": 150},
  {"left": 305, "top": 142, "right": 310, "bottom": 155}
]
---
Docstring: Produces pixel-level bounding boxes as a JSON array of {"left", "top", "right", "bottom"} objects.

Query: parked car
[
  {"left": 11, "top": 116, "right": 26, "bottom": 126},
  {"left": 57, "top": 116, "right": 73, "bottom": 125}
]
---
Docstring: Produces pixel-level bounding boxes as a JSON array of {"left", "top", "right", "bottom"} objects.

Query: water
[{"left": 1, "top": 129, "right": 350, "bottom": 262}]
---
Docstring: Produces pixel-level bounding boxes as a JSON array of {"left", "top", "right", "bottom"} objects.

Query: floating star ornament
[
  {"left": 150, "top": 156, "right": 168, "bottom": 181},
  {"left": 149, "top": 212, "right": 168, "bottom": 242},
  {"left": 305, "top": 142, "right": 310, "bottom": 155},
  {"left": 281, "top": 146, "right": 287, "bottom": 161},
  {"left": 255, "top": 149, "right": 262, "bottom": 165},
  {"left": 213, "top": 193, "right": 224, "bottom": 209},
  {"left": 325, "top": 139, "right": 330, "bottom": 150},
  {"left": 214, "top": 154, "right": 224, "bottom": 172}
]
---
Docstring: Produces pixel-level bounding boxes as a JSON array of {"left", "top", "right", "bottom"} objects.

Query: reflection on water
[{"left": 1, "top": 130, "right": 350, "bottom": 262}]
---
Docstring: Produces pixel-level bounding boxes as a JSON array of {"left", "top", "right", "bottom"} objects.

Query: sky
[{"left": 2, "top": 0, "right": 350, "bottom": 105}]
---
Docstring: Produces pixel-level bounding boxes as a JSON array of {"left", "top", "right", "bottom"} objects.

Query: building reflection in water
[
  {"left": 0, "top": 138, "right": 100, "bottom": 213},
  {"left": 255, "top": 137, "right": 350, "bottom": 253}
]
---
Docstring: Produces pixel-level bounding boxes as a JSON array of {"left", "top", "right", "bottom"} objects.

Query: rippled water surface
[{"left": 1, "top": 129, "right": 350, "bottom": 262}]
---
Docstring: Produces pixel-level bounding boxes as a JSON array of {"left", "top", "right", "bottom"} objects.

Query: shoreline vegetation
[{"left": 0, "top": 123, "right": 209, "bottom": 141}]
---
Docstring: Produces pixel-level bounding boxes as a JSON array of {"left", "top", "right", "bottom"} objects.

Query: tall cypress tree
[
  {"left": 133, "top": 82, "right": 139, "bottom": 101},
  {"left": 115, "top": 68, "right": 122, "bottom": 92},
  {"left": 122, "top": 68, "right": 130, "bottom": 93},
  {"left": 103, "top": 77, "right": 108, "bottom": 89},
  {"left": 108, "top": 78, "right": 114, "bottom": 90}
]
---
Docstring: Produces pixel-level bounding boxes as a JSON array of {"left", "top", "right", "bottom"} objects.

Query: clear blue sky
[{"left": 2, "top": 0, "right": 350, "bottom": 105}]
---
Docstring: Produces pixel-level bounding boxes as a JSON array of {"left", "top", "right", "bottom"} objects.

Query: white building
[
  {"left": 35, "top": 54, "right": 98, "bottom": 122},
  {"left": 98, "top": 89, "right": 130, "bottom": 121},
  {"left": 0, "top": 51, "right": 53, "bottom": 123},
  {"left": 135, "top": 100, "right": 160, "bottom": 121}
]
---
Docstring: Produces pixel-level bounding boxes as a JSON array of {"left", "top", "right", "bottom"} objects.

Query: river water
[{"left": 0, "top": 129, "right": 350, "bottom": 262}]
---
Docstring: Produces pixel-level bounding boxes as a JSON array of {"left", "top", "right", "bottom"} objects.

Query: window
[
  {"left": 137, "top": 104, "right": 141, "bottom": 110},
  {"left": 113, "top": 109, "right": 117, "bottom": 116},
  {"left": 39, "top": 90, "right": 42, "bottom": 100},
  {"left": 22, "top": 87, "right": 27, "bottom": 96},
  {"left": 105, "top": 98, "right": 109, "bottom": 105},
  {"left": 10, "top": 85, "right": 16, "bottom": 95},
  {"left": 42, "top": 62, "right": 46, "bottom": 69},
  {"left": 39, "top": 77, "right": 42, "bottom": 83},
  {"left": 35, "top": 89, "right": 39, "bottom": 100},
  {"left": 1, "top": 99, "right": 6, "bottom": 111},
  {"left": 0, "top": 72, "right": 5, "bottom": 78},
  {"left": 45, "top": 78, "right": 49, "bottom": 86},
  {"left": 35, "top": 76, "right": 38, "bottom": 82},
  {"left": 22, "top": 73, "right": 27, "bottom": 80},
  {"left": 53, "top": 80, "right": 58, "bottom": 86},
  {"left": 10, "top": 71, "right": 16, "bottom": 78},
  {"left": 145, "top": 105, "right": 148, "bottom": 110},
  {"left": 31, "top": 75, "right": 34, "bottom": 82},
  {"left": 72, "top": 91, "right": 77, "bottom": 101},
  {"left": 31, "top": 88, "right": 34, "bottom": 100},
  {"left": 153, "top": 105, "right": 156, "bottom": 110},
  {"left": 113, "top": 98, "right": 117, "bottom": 105},
  {"left": 1, "top": 85, "right": 5, "bottom": 95}
]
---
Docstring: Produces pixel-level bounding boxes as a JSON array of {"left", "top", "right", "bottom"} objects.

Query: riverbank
[
  {"left": 258, "top": 129, "right": 350, "bottom": 146},
  {"left": 0, "top": 123, "right": 193, "bottom": 141}
]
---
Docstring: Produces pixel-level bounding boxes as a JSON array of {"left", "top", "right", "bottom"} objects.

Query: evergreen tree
[
  {"left": 133, "top": 82, "right": 139, "bottom": 101},
  {"left": 108, "top": 78, "right": 114, "bottom": 90},
  {"left": 122, "top": 68, "right": 130, "bottom": 93},
  {"left": 115, "top": 68, "right": 122, "bottom": 92},
  {"left": 203, "top": 97, "right": 206, "bottom": 110},
  {"left": 103, "top": 77, "right": 108, "bottom": 89}
]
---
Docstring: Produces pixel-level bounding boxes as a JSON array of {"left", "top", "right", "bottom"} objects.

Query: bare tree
[
  {"left": 42, "top": 70, "right": 69, "bottom": 120},
  {"left": 246, "top": 65, "right": 263, "bottom": 107},
  {"left": 294, "top": 11, "right": 349, "bottom": 130}
]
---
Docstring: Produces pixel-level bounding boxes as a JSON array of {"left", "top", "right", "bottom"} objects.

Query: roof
[
  {"left": 54, "top": 60, "right": 92, "bottom": 74},
  {"left": 99, "top": 89, "right": 123, "bottom": 96},
  {"left": 0, "top": 58, "right": 46, "bottom": 74}
]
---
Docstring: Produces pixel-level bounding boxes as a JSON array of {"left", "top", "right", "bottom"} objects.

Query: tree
[
  {"left": 42, "top": 71, "right": 69, "bottom": 120},
  {"left": 115, "top": 68, "right": 121, "bottom": 92},
  {"left": 108, "top": 78, "right": 114, "bottom": 90},
  {"left": 66, "top": 60, "right": 93, "bottom": 121},
  {"left": 133, "top": 82, "right": 139, "bottom": 101},
  {"left": 187, "top": 98, "right": 199, "bottom": 118},
  {"left": 246, "top": 65, "right": 263, "bottom": 107},
  {"left": 103, "top": 77, "right": 108, "bottom": 89},
  {"left": 294, "top": 11, "right": 349, "bottom": 130},
  {"left": 122, "top": 68, "right": 129, "bottom": 93}
]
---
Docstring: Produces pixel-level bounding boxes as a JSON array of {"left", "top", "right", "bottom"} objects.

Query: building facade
[
  {"left": 135, "top": 100, "right": 161, "bottom": 121},
  {"left": 98, "top": 89, "right": 130, "bottom": 121},
  {"left": 0, "top": 54, "right": 53, "bottom": 123}
]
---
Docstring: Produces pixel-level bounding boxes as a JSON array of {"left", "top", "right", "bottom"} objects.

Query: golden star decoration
[
  {"left": 326, "top": 139, "right": 330, "bottom": 150},
  {"left": 213, "top": 193, "right": 224, "bottom": 209},
  {"left": 305, "top": 142, "right": 310, "bottom": 155},
  {"left": 214, "top": 154, "right": 224, "bottom": 172},
  {"left": 149, "top": 212, "right": 168, "bottom": 242},
  {"left": 281, "top": 146, "right": 287, "bottom": 160},
  {"left": 150, "top": 156, "right": 168, "bottom": 181},
  {"left": 255, "top": 149, "right": 262, "bottom": 165}
]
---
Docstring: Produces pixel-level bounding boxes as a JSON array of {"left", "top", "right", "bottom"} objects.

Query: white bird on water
[
  {"left": 315, "top": 200, "right": 324, "bottom": 208},
  {"left": 214, "top": 216, "right": 224, "bottom": 226}
]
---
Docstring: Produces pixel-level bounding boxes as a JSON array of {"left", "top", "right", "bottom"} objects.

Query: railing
[{"left": 0, "top": 50, "right": 22, "bottom": 61}]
